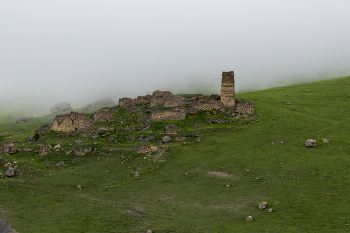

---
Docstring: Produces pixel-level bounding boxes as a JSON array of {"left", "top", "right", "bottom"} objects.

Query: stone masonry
[
  {"left": 50, "top": 111, "right": 92, "bottom": 131},
  {"left": 221, "top": 71, "right": 235, "bottom": 107},
  {"left": 151, "top": 107, "right": 186, "bottom": 120}
]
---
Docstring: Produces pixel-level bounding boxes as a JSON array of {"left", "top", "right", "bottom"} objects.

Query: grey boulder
[{"left": 162, "top": 136, "right": 171, "bottom": 143}]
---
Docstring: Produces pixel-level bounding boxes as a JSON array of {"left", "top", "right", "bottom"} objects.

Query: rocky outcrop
[
  {"left": 50, "top": 111, "right": 92, "bottom": 131},
  {"left": 50, "top": 102, "right": 71, "bottom": 113}
]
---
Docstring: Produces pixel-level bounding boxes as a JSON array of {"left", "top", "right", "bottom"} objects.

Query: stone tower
[{"left": 221, "top": 71, "right": 235, "bottom": 107}]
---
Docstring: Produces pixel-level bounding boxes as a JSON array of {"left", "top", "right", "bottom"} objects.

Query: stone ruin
[
  {"left": 49, "top": 71, "right": 253, "bottom": 132},
  {"left": 50, "top": 111, "right": 92, "bottom": 131}
]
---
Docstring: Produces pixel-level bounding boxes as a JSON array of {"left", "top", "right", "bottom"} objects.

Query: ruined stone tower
[{"left": 221, "top": 71, "right": 235, "bottom": 107}]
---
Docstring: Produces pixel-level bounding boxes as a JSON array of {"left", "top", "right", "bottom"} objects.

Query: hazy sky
[{"left": 1, "top": 0, "right": 350, "bottom": 108}]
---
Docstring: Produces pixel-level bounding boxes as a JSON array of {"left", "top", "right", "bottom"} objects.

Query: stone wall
[
  {"left": 221, "top": 71, "right": 235, "bottom": 107},
  {"left": 50, "top": 111, "right": 92, "bottom": 131},
  {"left": 151, "top": 107, "right": 186, "bottom": 120},
  {"left": 92, "top": 111, "right": 116, "bottom": 122},
  {"left": 190, "top": 100, "right": 225, "bottom": 111},
  {"left": 236, "top": 101, "right": 254, "bottom": 114},
  {"left": 149, "top": 90, "right": 182, "bottom": 108},
  {"left": 118, "top": 98, "right": 133, "bottom": 108}
]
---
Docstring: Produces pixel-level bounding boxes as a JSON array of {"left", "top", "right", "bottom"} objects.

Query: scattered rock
[
  {"left": 245, "top": 216, "right": 253, "bottom": 222},
  {"left": 5, "top": 168, "right": 15, "bottom": 177},
  {"left": 22, "top": 147, "right": 32, "bottom": 152},
  {"left": 74, "top": 140, "right": 83, "bottom": 145},
  {"left": 268, "top": 208, "right": 273, "bottom": 213},
  {"left": 76, "top": 185, "right": 82, "bottom": 190},
  {"left": 3, "top": 141, "right": 18, "bottom": 155},
  {"left": 137, "top": 145, "right": 158, "bottom": 154},
  {"left": 259, "top": 202, "right": 267, "bottom": 209},
  {"left": 147, "top": 230, "right": 152, "bottom": 233},
  {"left": 162, "top": 136, "right": 172, "bottom": 143},
  {"left": 305, "top": 139, "right": 317, "bottom": 147},
  {"left": 53, "top": 144, "right": 62, "bottom": 149},
  {"left": 132, "top": 172, "right": 139, "bottom": 177},
  {"left": 39, "top": 145, "right": 51, "bottom": 156},
  {"left": 174, "top": 136, "right": 186, "bottom": 141},
  {"left": 75, "top": 148, "right": 92, "bottom": 156},
  {"left": 54, "top": 162, "right": 67, "bottom": 167},
  {"left": 322, "top": 139, "right": 329, "bottom": 143},
  {"left": 65, "top": 149, "right": 72, "bottom": 155},
  {"left": 286, "top": 102, "right": 291, "bottom": 105}
]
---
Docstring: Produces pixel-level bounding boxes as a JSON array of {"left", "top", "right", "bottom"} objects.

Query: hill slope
[{"left": 1, "top": 76, "right": 350, "bottom": 232}]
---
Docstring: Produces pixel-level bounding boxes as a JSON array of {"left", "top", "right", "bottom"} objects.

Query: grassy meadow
[{"left": 1, "top": 76, "right": 350, "bottom": 232}]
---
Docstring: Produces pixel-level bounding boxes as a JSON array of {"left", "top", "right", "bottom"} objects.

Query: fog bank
[{"left": 1, "top": 0, "right": 349, "bottom": 114}]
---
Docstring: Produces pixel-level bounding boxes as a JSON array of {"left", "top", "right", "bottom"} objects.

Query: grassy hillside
[{"left": 1, "top": 76, "right": 350, "bottom": 232}]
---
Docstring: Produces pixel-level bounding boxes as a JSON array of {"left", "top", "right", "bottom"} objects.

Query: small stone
[
  {"left": 226, "top": 184, "right": 230, "bottom": 187},
  {"left": 147, "top": 230, "right": 152, "bottom": 233},
  {"left": 305, "top": 139, "right": 317, "bottom": 147},
  {"left": 132, "top": 172, "right": 139, "bottom": 177},
  {"left": 5, "top": 167, "right": 15, "bottom": 177},
  {"left": 286, "top": 102, "right": 291, "bottom": 105},
  {"left": 75, "top": 140, "right": 83, "bottom": 145},
  {"left": 268, "top": 208, "right": 273, "bottom": 213},
  {"left": 322, "top": 139, "right": 329, "bottom": 143},
  {"left": 255, "top": 177, "right": 260, "bottom": 180},
  {"left": 245, "top": 216, "right": 253, "bottom": 222},
  {"left": 77, "top": 185, "right": 82, "bottom": 190},
  {"left": 246, "top": 169, "right": 250, "bottom": 172},
  {"left": 259, "top": 202, "right": 267, "bottom": 209}
]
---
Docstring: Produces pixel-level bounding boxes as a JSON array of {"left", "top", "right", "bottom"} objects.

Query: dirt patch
[{"left": 208, "top": 171, "right": 234, "bottom": 178}]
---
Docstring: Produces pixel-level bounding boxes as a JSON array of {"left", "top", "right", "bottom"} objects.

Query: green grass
[{"left": 1, "top": 76, "right": 350, "bottom": 232}]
